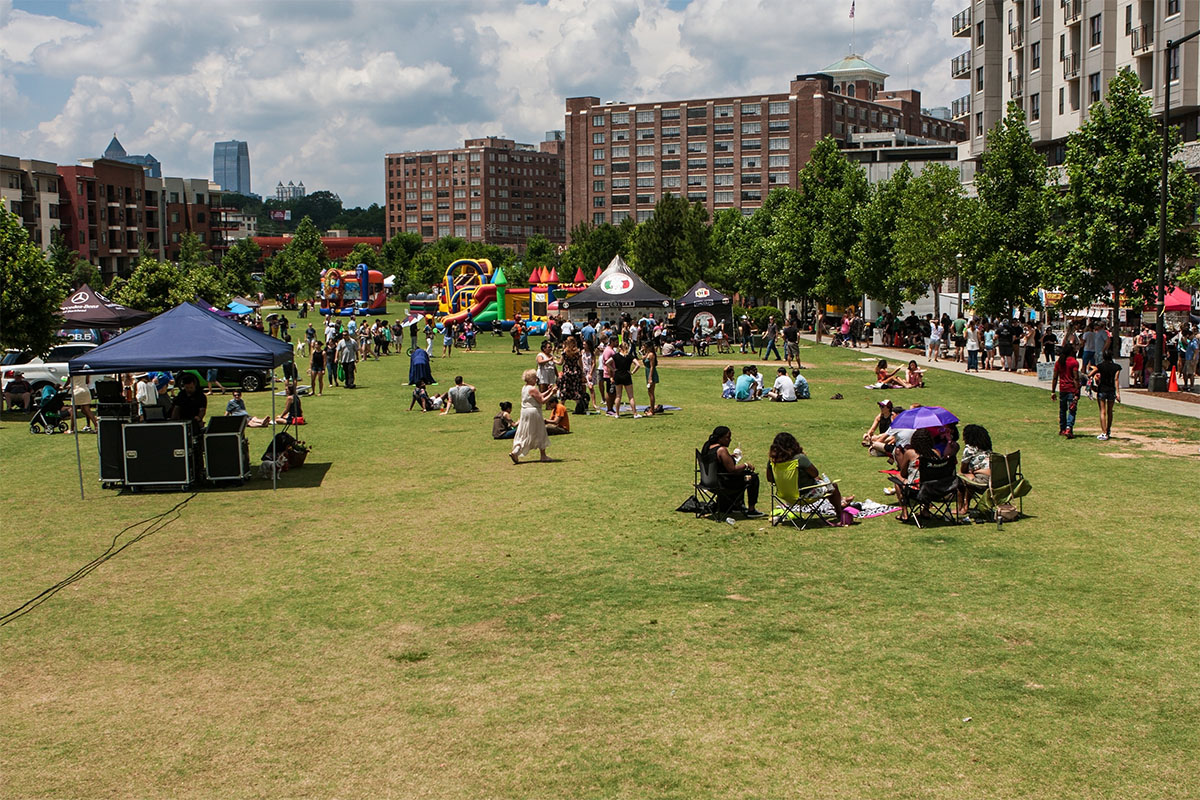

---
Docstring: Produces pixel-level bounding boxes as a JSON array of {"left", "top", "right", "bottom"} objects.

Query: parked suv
[{"left": 2, "top": 343, "right": 98, "bottom": 395}]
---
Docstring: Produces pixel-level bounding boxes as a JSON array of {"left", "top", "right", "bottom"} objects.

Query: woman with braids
[
  {"left": 698, "top": 425, "right": 764, "bottom": 519},
  {"left": 767, "top": 431, "right": 853, "bottom": 525}
]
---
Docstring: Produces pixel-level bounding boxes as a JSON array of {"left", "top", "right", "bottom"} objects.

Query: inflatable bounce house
[
  {"left": 433, "top": 258, "right": 592, "bottom": 331},
  {"left": 320, "top": 263, "right": 388, "bottom": 316}
]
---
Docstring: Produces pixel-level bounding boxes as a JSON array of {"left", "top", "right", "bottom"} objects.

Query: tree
[
  {"left": 114, "top": 254, "right": 189, "bottom": 315},
  {"left": 176, "top": 231, "right": 211, "bottom": 272},
  {"left": 344, "top": 242, "right": 380, "bottom": 272},
  {"left": 48, "top": 229, "right": 100, "bottom": 290},
  {"left": 893, "top": 163, "right": 969, "bottom": 315},
  {"left": 382, "top": 232, "right": 423, "bottom": 281},
  {"left": 0, "top": 207, "right": 65, "bottom": 353},
  {"left": 848, "top": 163, "right": 913, "bottom": 311},
  {"left": 709, "top": 207, "right": 762, "bottom": 297},
  {"left": 515, "top": 234, "right": 558, "bottom": 286},
  {"left": 560, "top": 221, "right": 633, "bottom": 278},
  {"left": 330, "top": 203, "right": 386, "bottom": 236},
  {"left": 184, "top": 264, "right": 230, "bottom": 306},
  {"left": 959, "top": 103, "right": 1053, "bottom": 317},
  {"left": 1051, "top": 70, "right": 1199, "bottom": 323},
  {"left": 284, "top": 217, "right": 329, "bottom": 296},
  {"left": 263, "top": 251, "right": 301, "bottom": 298},
  {"left": 797, "top": 137, "right": 870, "bottom": 308},
  {"left": 627, "top": 194, "right": 713, "bottom": 295},
  {"left": 222, "top": 237, "right": 262, "bottom": 296}
]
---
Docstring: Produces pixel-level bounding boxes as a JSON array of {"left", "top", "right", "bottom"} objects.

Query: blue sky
[{"left": 0, "top": 0, "right": 963, "bottom": 207}]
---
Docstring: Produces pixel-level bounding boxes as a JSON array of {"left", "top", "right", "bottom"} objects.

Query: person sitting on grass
[
  {"left": 734, "top": 366, "right": 759, "bottom": 401},
  {"left": 874, "top": 359, "right": 906, "bottom": 389},
  {"left": 767, "top": 366, "right": 797, "bottom": 402},
  {"left": 699, "top": 425, "right": 764, "bottom": 519},
  {"left": 790, "top": 368, "right": 811, "bottom": 399},
  {"left": 721, "top": 365, "right": 737, "bottom": 399},
  {"left": 767, "top": 431, "right": 854, "bottom": 525},
  {"left": 862, "top": 399, "right": 896, "bottom": 454},
  {"left": 544, "top": 397, "right": 571, "bottom": 435},
  {"left": 492, "top": 401, "right": 516, "bottom": 439},
  {"left": 408, "top": 379, "right": 443, "bottom": 412},
  {"left": 904, "top": 360, "right": 926, "bottom": 388},
  {"left": 225, "top": 389, "right": 272, "bottom": 428},
  {"left": 439, "top": 375, "right": 478, "bottom": 416}
]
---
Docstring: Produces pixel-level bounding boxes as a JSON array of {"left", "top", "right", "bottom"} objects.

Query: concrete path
[{"left": 798, "top": 334, "right": 1200, "bottom": 420}]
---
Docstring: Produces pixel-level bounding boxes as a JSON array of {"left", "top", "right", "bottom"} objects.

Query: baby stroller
[{"left": 30, "top": 386, "right": 69, "bottom": 435}]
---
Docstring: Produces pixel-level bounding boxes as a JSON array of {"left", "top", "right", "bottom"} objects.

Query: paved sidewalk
[{"left": 799, "top": 334, "right": 1200, "bottom": 420}]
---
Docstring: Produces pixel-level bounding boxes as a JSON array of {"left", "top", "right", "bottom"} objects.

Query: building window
[
  {"left": 768, "top": 120, "right": 789, "bottom": 132},
  {"left": 613, "top": 129, "right": 629, "bottom": 142},
  {"left": 976, "top": 20, "right": 985, "bottom": 46},
  {"left": 592, "top": 114, "right": 605, "bottom": 127},
  {"left": 769, "top": 172, "right": 790, "bottom": 185},
  {"left": 1059, "top": 87, "right": 1065, "bottom": 114},
  {"left": 714, "top": 105, "right": 733, "bottom": 117},
  {"left": 768, "top": 138, "right": 789, "bottom": 151},
  {"left": 662, "top": 127, "right": 680, "bottom": 138},
  {"left": 636, "top": 110, "right": 655, "bottom": 123},
  {"left": 593, "top": 213, "right": 605, "bottom": 224},
  {"left": 662, "top": 142, "right": 681, "bottom": 155},
  {"left": 612, "top": 162, "right": 630, "bottom": 173},
  {"left": 741, "top": 103, "right": 760, "bottom": 116},
  {"left": 636, "top": 210, "right": 652, "bottom": 222},
  {"left": 686, "top": 106, "right": 707, "bottom": 118},
  {"left": 663, "top": 176, "right": 681, "bottom": 188},
  {"left": 611, "top": 195, "right": 629, "bottom": 205},
  {"left": 637, "top": 161, "right": 655, "bottom": 173},
  {"left": 741, "top": 190, "right": 761, "bottom": 202},
  {"left": 636, "top": 144, "right": 655, "bottom": 156},
  {"left": 714, "top": 157, "right": 734, "bottom": 169},
  {"left": 687, "top": 141, "right": 707, "bottom": 153},
  {"left": 687, "top": 174, "right": 707, "bottom": 186},
  {"left": 1089, "top": 14, "right": 1101, "bottom": 47},
  {"left": 686, "top": 125, "right": 707, "bottom": 136},
  {"left": 662, "top": 108, "right": 680, "bottom": 120},
  {"left": 742, "top": 139, "right": 761, "bottom": 150},
  {"left": 593, "top": 132, "right": 605, "bottom": 144},
  {"left": 1167, "top": 0, "right": 1180, "bottom": 13},
  {"left": 1089, "top": 72, "right": 1102, "bottom": 103},
  {"left": 975, "top": 112, "right": 984, "bottom": 137},
  {"left": 593, "top": 196, "right": 605, "bottom": 207},
  {"left": 1031, "top": 0, "right": 1041, "bottom": 20},
  {"left": 639, "top": 128, "right": 656, "bottom": 140},
  {"left": 768, "top": 154, "right": 790, "bottom": 167},
  {"left": 686, "top": 159, "right": 707, "bottom": 170},
  {"left": 976, "top": 66, "right": 984, "bottom": 91},
  {"left": 611, "top": 146, "right": 630, "bottom": 158},
  {"left": 593, "top": 180, "right": 605, "bottom": 192},
  {"left": 593, "top": 165, "right": 606, "bottom": 175},
  {"left": 714, "top": 191, "right": 734, "bottom": 204},
  {"left": 741, "top": 121, "right": 761, "bottom": 135},
  {"left": 1168, "top": 47, "right": 1180, "bottom": 82},
  {"left": 768, "top": 101, "right": 789, "bottom": 115},
  {"left": 636, "top": 177, "right": 655, "bottom": 187},
  {"left": 713, "top": 140, "right": 733, "bottom": 152},
  {"left": 1030, "top": 93, "right": 1041, "bottom": 121},
  {"left": 714, "top": 123, "right": 734, "bottom": 135},
  {"left": 662, "top": 160, "right": 681, "bottom": 171},
  {"left": 612, "top": 178, "right": 630, "bottom": 188},
  {"left": 1030, "top": 42, "right": 1040, "bottom": 70},
  {"left": 612, "top": 112, "right": 629, "bottom": 125}
]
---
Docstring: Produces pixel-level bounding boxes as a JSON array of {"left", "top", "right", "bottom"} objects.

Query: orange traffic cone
[{"left": 1168, "top": 367, "right": 1180, "bottom": 393}]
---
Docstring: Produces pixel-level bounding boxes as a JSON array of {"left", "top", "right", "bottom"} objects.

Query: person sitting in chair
[
  {"left": 895, "top": 428, "right": 965, "bottom": 523},
  {"left": 279, "top": 382, "right": 304, "bottom": 424},
  {"left": 959, "top": 423, "right": 993, "bottom": 490},
  {"left": 766, "top": 432, "right": 853, "bottom": 525},
  {"left": 699, "top": 425, "right": 764, "bottom": 518},
  {"left": 4, "top": 371, "right": 33, "bottom": 411}
]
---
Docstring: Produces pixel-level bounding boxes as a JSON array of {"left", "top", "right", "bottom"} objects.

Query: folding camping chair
[
  {"left": 693, "top": 449, "right": 721, "bottom": 519},
  {"left": 966, "top": 450, "right": 1029, "bottom": 528},
  {"left": 889, "top": 457, "right": 962, "bottom": 528},
  {"left": 767, "top": 459, "right": 841, "bottom": 530}
]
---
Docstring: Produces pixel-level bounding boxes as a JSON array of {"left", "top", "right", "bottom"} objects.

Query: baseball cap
[{"left": 878, "top": 398, "right": 892, "bottom": 408}]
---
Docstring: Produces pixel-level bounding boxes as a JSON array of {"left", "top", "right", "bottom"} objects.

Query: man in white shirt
[
  {"left": 134, "top": 372, "right": 159, "bottom": 418},
  {"left": 767, "top": 367, "right": 797, "bottom": 402}
]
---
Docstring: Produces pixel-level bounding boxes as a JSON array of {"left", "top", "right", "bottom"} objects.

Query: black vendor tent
[
  {"left": 59, "top": 284, "right": 153, "bottom": 329},
  {"left": 675, "top": 280, "right": 733, "bottom": 334},
  {"left": 68, "top": 301, "right": 294, "bottom": 375},
  {"left": 561, "top": 256, "right": 672, "bottom": 311}
]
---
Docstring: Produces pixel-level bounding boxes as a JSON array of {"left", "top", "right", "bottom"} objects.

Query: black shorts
[
  {"left": 602, "top": 377, "right": 615, "bottom": 395},
  {"left": 998, "top": 345, "right": 1013, "bottom": 357},
  {"left": 953, "top": 336, "right": 966, "bottom": 347}
]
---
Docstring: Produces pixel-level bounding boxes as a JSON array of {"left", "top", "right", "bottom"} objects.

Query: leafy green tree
[
  {"left": 515, "top": 234, "right": 558, "bottom": 286},
  {"left": 176, "top": 231, "right": 211, "bottom": 272},
  {"left": 184, "top": 264, "right": 230, "bottom": 306},
  {"left": 561, "top": 221, "right": 633, "bottom": 279},
  {"left": 330, "top": 203, "right": 386, "bottom": 236},
  {"left": 222, "top": 237, "right": 262, "bottom": 296},
  {"left": 958, "top": 103, "right": 1052, "bottom": 317},
  {"left": 284, "top": 217, "right": 329, "bottom": 296},
  {"left": 114, "top": 254, "right": 189, "bottom": 314},
  {"left": 627, "top": 193, "right": 713, "bottom": 295},
  {"left": 344, "top": 242, "right": 380, "bottom": 272},
  {"left": 48, "top": 229, "right": 100, "bottom": 290},
  {"left": 1051, "top": 70, "right": 1200, "bottom": 321},
  {"left": 797, "top": 137, "right": 869, "bottom": 307},
  {"left": 848, "top": 163, "right": 913, "bottom": 311},
  {"left": 709, "top": 206, "right": 762, "bottom": 296},
  {"left": 382, "top": 232, "right": 423, "bottom": 281},
  {"left": 290, "top": 191, "right": 343, "bottom": 231},
  {"left": 263, "top": 251, "right": 301, "bottom": 298},
  {"left": 0, "top": 207, "right": 65, "bottom": 353},
  {"left": 893, "top": 163, "right": 969, "bottom": 315}
]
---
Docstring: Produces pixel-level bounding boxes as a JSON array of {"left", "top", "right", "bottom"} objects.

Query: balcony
[
  {"left": 952, "top": 7, "right": 972, "bottom": 37},
  {"left": 951, "top": 95, "right": 972, "bottom": 119},
  {"left": 1062, "top": 0, "right": 1082, "bottom": 25},
  {"left": 1131, "top": 24, "right": 1153, "bottom": 54},
  {"left": 1010, "top": 76, "right": 1024, "bottom": 98},
  {"left": 951, "top": 50, "right": 972, "bottom": 79},
  {"left": 1010, "top": 24, "right": 1024, "bottom": 48},
  {"left": 1062, "top": 51, "right": 1080, "bottom": 80}
]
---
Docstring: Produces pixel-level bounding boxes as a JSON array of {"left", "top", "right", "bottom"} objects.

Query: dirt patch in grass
[{"left": 1109, "top": 432, "right": 1199, "bottom": 457}]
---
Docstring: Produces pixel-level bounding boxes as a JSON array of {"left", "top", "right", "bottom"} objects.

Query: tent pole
[
  {"left": 74, "top": 412, "right": 84, "bottom": 500},
  {"left": 271, "top": 382, "right": 277, "bottom": 491}
]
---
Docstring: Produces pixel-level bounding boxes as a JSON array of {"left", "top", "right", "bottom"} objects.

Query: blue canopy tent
[{"left": 68, "top": 302, "right": 295, "bottom": 494}]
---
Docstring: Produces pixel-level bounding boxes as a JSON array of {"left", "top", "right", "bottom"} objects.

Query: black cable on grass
[{"left": 0, "top": 493, "right": 197, "bottom": 628}]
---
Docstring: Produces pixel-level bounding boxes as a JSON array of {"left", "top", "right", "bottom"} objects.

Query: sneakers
[
  {"left": 1096, "top": 434, "right": 1108, "bottom": 441},
  {"left": 633, "top": 413, "right": 643, "bottom": 419},
  {"left": 744, "top": 509, "right": 766, "bottom": 519},
  {"left": 606, "top": 410, "right": 618, "bottom": 418},
  {"left": 1066, "top": 428, "right": 1074, "bottom": 439}
]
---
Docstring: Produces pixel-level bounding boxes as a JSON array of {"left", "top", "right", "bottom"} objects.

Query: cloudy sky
[{"left": 1, "top": 0, "right": 964, "bottom": 207}]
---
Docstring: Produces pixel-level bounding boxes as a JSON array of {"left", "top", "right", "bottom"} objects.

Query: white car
[{"left": 2, "top": 343, "right": 99, "bottom": 396}]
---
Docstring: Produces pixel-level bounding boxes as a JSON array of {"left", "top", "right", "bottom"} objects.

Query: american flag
[{"left": 849, "top": 1, "right": 855, "bottom": 18}]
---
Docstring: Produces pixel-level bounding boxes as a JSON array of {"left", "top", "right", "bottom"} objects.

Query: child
[
  {"left": 1130, "top": 345, "right": 1145, "bottom": 389},
  {"left": 905, "top": 360, "right": 926, "bottom": 388}
]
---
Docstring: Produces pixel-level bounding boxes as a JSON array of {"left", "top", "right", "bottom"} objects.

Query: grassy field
[{"left": 2, "top": 328, "right": 1197, "bottom": 799}]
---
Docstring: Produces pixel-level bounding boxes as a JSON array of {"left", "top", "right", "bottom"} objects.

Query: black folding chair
[
  {"left": 890, "top": 457, "right": 962, "bottom": 528},
  {"left": 693, "top": 449, "right": 721, "bottom": 519}
]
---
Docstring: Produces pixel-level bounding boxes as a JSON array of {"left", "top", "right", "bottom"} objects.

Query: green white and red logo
[{"left": 601, "top": 275, "right": 633, "bottom": 295}]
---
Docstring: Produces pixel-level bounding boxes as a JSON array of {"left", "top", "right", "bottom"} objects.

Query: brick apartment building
[
  {"left": 564, "top": 57, "right": 964, "bottom": 231},
  {"left": 384, "top": 134, "right": 566, "bottom": 249}
]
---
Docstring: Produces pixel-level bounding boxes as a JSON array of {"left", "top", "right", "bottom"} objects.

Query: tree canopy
[{"left": 0, "top": 207, "right": 65, "bottom": 353}]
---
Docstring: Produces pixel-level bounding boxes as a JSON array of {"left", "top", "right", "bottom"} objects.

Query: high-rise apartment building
[
  {"left": 1, "top": 155, "right": 62, "bottom": 251},
  {"left": 384, "top": 134, "right": 566, "bottom": 248},
  {"left": 950, "top": 0, "right": 1199, "bottom": 162},
  {"left": 564, "top": 58, "right": 963, "bottom": 231},
  {"left": 275, "top": 181, "right": 306, "bottom": 201},
  {"left": 213, "top": 140, "right": 252, "bottom": 196}
]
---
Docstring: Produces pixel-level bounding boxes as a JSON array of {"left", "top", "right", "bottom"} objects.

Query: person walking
[
  {"left": 762, "top": 315, "right": 782, "bottom": 361},
  {"left": 309, "top": 340, "right": 326, "bottom": 396},
  {"left": 1051, "top": 344, "right": 1080, "bottom": 438},
  {"left": 325, "top": 338, "right": 340, "bottom": 387},
  {"left": 510, "top": 369, "right": 556, "bottom": 464},
  {"left": 738, "top": 316, "right": 752, "bottom": 354},
  {"left": 1088, "top": 350, "right": 1121, "bottom": 441},
  {"left": 335, "top": 331, "right": 358, "bottom": 389}
]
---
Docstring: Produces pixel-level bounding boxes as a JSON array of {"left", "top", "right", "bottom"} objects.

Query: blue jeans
[
  {"left": 1058, "top": 391, "right": 1077, "bottom": 432},
  {"left": 967, "top": 350, "right": 979, "bottom": 370},
  {"left": 1081, "top": 351, "right": 1096, "bottom": 371},
  {"left": 763, "top": 339, "right": 782, "bottom": 360}
]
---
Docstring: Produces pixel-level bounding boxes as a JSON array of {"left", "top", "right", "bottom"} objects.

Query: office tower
[{"left": 213, "top": 140, "right": 252, "bottom": 196}]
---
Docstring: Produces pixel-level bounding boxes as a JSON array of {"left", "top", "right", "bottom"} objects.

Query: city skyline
[{"left": 0, "top": 0, "right": 967, "bottom": 208}]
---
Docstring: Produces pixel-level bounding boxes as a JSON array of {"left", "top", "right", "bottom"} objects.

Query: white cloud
[{"left": 3, "top": 0, "right": 962, "bottom": 206}]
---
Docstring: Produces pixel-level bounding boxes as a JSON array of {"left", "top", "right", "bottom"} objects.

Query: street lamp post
[{"left": 1150, "top": 29, "right": 1200, "bottom": 392}]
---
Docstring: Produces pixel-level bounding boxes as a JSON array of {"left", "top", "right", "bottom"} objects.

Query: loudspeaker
[
  {"left": 123, "top": 422, "right": 193, "bottom": 489},
  {"left": 204, "top": 432, "right": 250, "bottom": 482},
  {"left": 97, "top": 418, "right": 126, "bottom": 482}
]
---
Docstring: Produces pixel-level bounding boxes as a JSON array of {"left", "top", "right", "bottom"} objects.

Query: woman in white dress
[{"left": 510, "top": 369, "right": 557, "bottom": 464}]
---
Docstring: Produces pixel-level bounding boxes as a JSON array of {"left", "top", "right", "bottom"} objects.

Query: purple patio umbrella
[{"left": 888, "top": 405, "right": 959, "bottom": 430}]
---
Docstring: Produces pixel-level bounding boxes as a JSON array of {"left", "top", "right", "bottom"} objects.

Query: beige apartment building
[
  {"left": 951, "top": 0, "right": 1199, "bottom": 162},
  {"left": 1, "top": 155, "right": 63, "bottom": 251}
]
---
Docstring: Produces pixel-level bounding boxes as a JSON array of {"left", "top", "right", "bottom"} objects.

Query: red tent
[{"left": 1160, "top": 286, "right": 1194, "bottom": 312}]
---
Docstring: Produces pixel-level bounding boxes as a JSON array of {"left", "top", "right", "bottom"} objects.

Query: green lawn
[{"left": 2, "top": 330, "right": 1197, "bottom": 799}]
